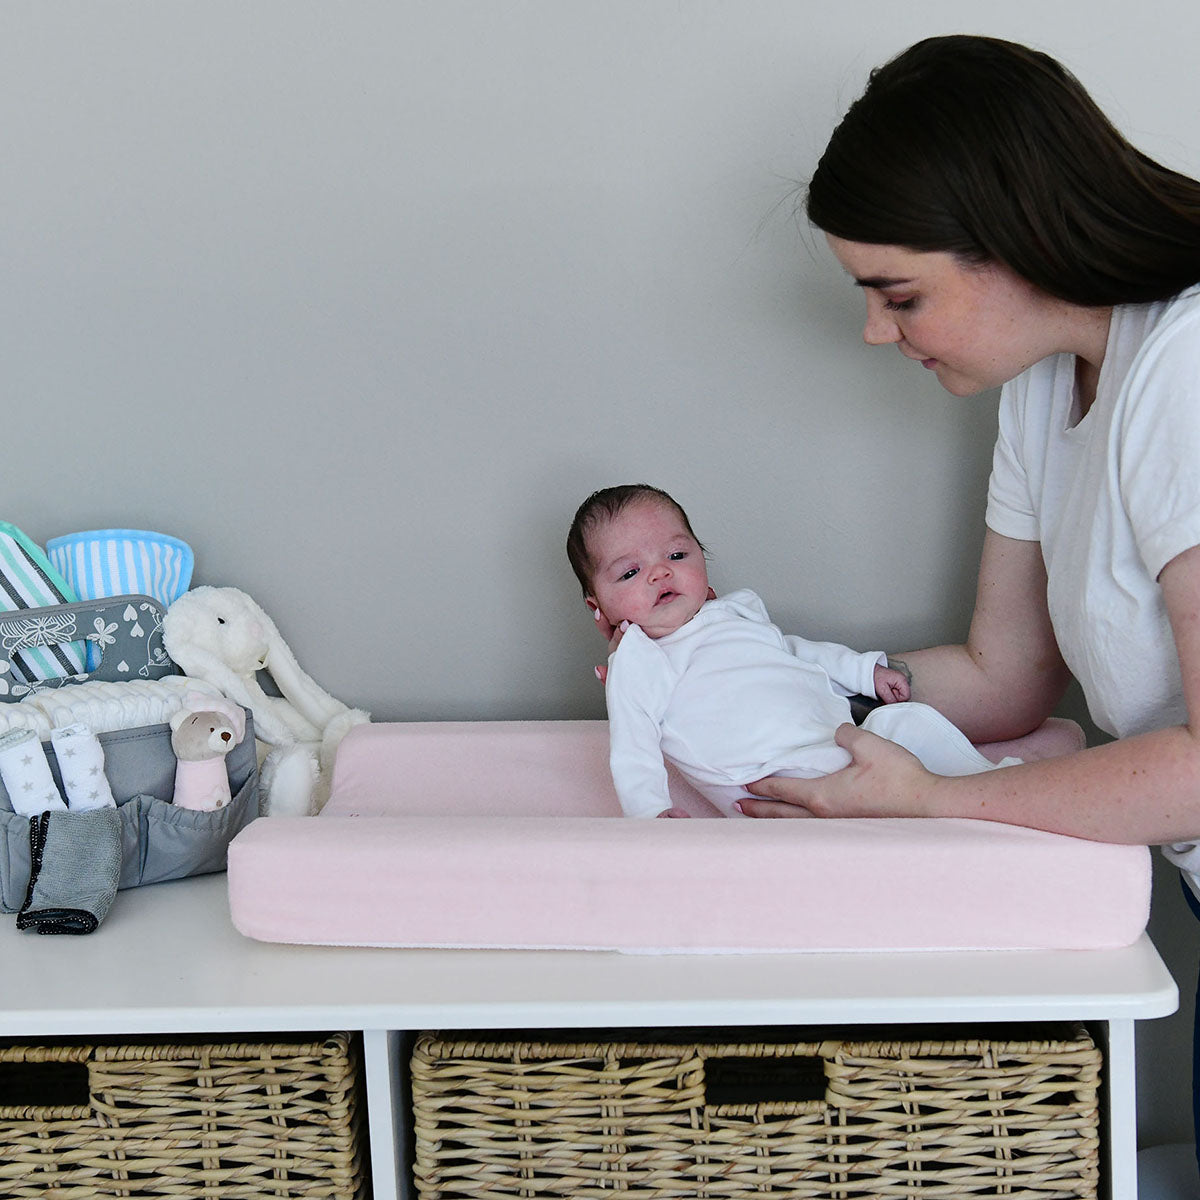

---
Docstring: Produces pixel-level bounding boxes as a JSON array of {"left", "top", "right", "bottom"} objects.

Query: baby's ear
[
  {"left": 586, "top": 596, "right": 613, "bottom": 638},
  {"left": 706, "top": 587, "right": 716, "bottom": 601}
]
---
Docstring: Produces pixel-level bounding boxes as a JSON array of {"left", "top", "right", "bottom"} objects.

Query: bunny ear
[{"left": 248, "top": 599, "right": 346, "bottom": 729}]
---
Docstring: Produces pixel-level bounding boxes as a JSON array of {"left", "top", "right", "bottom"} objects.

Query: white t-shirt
[{"left": 985, "top": 284, "right": 1200, "bottom": 887}]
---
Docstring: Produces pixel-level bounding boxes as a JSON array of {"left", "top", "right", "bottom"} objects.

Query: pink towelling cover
[{"left": 227, "top": 720, "right": 1151, "bottom": 953}]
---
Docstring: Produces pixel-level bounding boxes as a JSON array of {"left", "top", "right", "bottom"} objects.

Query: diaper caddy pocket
[{"left": 0, "top": 595, "right": 259, "bottom": 912}]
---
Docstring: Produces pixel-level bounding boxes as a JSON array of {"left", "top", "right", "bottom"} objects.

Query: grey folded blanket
[{"left": 17, "top": 808, "right": 121, "bottom": 935}]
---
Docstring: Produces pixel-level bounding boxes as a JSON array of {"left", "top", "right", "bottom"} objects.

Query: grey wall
[{"left": 3, "top": 0, "right": 1197, "bottom": 1148}]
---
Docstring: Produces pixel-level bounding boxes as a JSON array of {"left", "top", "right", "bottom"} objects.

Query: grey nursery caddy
[{"left": 0, "top": 595, "right": 258, "bottom": 910}]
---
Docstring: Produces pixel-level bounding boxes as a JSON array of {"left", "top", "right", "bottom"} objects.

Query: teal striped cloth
[{"left": 0, "top": 521, "right": 88, "bottom": 682}]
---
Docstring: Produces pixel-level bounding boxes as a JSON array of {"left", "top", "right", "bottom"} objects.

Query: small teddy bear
[
  {"left": 162, "top": 586, "right": 369, "bottom": 816},
  {"left": 169, "top": 693, "right": 247, "bottom": 811}
]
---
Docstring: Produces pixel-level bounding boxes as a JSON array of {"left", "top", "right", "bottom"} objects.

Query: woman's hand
[
  {"left": 738, "top": 722, "right": 941, "bottom": 818},
  {"left": 590, "top": 603, "right": 617, "bottom": 642},
  {"left": 592, "top": 613, "right": 630, "bottom": 685}
]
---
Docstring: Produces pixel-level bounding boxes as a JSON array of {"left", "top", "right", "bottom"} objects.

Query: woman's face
[{"left": 825, "top": 235, "right": 1078, "bottom": 396}]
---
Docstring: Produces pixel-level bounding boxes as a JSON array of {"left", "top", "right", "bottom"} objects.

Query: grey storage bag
[{"left": 0, "top": 595, "right": 260, "bottom": 911}]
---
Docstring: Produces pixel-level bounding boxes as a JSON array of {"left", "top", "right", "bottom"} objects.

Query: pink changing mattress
[{"left": 226, "top": 719, "right": 1151, "bottom": 953}]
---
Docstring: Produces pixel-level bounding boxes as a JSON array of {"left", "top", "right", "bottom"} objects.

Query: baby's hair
[{"left": 567, "top": 484, "right": 703, "bottom": 596}]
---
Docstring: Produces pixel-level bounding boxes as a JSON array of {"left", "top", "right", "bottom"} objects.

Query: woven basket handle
[
  {"left": 703, "top": 1054, "right": 829, "bottom": 1114},
  {"left": 0, "top": 1055, "right": 92, "bottom": 1118}
]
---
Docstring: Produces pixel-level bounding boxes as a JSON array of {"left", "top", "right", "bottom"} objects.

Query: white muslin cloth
[
  {"left": 0, "top": 728, "right": 67, "bottom": 815},
  {"left": 50, "top": 723, "right": 116, "bottom": 811}
]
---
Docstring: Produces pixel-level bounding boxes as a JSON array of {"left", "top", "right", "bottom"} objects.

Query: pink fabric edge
[
  {"left": 228, "top": 813, "right": 1150, "bottom": 952},
  {"left": 228, "top": 719, "right": 1151, "bottom": 953}
]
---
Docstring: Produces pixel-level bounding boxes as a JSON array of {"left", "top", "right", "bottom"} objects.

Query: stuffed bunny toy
[{"left": 162, "top": 587, "right": 369, "bottom": 815}]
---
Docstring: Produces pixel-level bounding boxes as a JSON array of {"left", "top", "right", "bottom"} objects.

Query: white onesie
[{"left": 604, "top": 589, "right": 1010, "bottom": 818}]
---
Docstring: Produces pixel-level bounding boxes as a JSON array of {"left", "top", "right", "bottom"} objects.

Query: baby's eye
[
  {"left": 668, "top": 551, "right": 687, "bottom": 561},
  {"left": 619, "top": 566, "right": 639, "bottom": 581},
  {"left": 884, "top": 297, "right": 916, "bottom": 312}
]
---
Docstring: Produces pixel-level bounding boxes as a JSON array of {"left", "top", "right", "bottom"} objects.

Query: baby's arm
[
  {"left": 605, "top": 628, "right": 678, "bottom": 817},
  {"left": 783, "top": 634, "right": 886, "bottom": 699}
]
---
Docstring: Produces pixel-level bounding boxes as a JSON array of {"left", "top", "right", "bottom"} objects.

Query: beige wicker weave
[
  {"left": 411, "top": 1025, "right": 1100, "bottom": 1199},
  {"left": 0, "top": 1033, "right": 367, "bottom": 1199}
]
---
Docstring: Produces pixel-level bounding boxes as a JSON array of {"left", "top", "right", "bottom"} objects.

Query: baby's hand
[
  {"left": 874, "top": 664, "right": 911, "bottom": 704},
  {"left": 656, "top": 806, "right": 692, "bottom": 818}
]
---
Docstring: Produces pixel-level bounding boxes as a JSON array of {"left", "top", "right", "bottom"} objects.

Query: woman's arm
[
  {"left": 895, "top": 530, "right": 1071, "bottom": 742},
  {"left": 739, "top": 541, "right": 1200, "bottom": 846}
]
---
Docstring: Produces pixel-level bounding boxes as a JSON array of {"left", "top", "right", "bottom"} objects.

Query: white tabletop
[{"left": 0, "top": 873, "right": 1178, "bottom": 1037}]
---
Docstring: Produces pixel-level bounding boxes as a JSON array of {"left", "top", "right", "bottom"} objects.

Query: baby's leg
[{"left": 862, "top": 702, "right": 1018, "bottom": 776}]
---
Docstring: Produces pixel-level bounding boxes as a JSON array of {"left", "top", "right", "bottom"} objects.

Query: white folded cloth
[
  {"left": 0, "top": 705, "right": 52, "bottom": 740},
  {"left": 0, "top": 728, "right": 67, "bottom": 815},
  {"left": 14, "top": 675, "right": 221, "bottom": 737},
  {"left": 50, "top": 723, "right": 116, "bottom": 811}
]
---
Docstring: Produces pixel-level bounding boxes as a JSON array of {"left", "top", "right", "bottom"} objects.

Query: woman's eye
[{"left": 884, "top": 297, "right": 916, "bottom": 312}]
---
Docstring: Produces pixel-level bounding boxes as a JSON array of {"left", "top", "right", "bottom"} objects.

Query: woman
[{"left": 737, "top": 33, "right": 1200, "bottom": 1155}]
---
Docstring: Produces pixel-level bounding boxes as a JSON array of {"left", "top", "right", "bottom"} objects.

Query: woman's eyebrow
[{"left": 854, "top": 274, "right": 914, "bottom": 289}]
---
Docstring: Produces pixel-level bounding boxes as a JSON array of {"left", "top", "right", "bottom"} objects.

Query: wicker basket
[
  {"left": 0, "top": 1032, "right": 368, "bottom": 1199},
  {"left": 410, "top": 1024, "right": 1101, "bottom": 1199}
]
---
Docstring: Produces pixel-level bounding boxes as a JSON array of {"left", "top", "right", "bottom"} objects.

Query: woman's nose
[{"left": 862, "top": 298, "right": 902, "bottom": 346}]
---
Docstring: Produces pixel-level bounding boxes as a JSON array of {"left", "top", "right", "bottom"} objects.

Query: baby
[{"left": 567, "top": 484, "right": 1016, "bottom": 818}]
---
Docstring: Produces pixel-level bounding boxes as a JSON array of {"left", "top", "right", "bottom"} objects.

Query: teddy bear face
[{"left": 171, "top": 711, "right": 238, "bottom": 762}]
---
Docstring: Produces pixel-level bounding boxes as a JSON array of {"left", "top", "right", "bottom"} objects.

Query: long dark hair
[{"left": 806, "top": 35, "right": 1200, "bottom": 305}]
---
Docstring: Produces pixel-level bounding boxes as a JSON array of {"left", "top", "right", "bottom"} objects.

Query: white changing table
[{"left": 0, "top": 874, "right": 1178, "bottom": 1199}]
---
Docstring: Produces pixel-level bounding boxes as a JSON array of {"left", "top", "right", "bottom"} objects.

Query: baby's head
[{"left": 567, "top": 484, "right": 712, "bottom": 640}]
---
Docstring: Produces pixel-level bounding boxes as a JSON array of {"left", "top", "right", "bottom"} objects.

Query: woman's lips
[{"left": 901, "top": 345, "right": 938, "bottom": 370}]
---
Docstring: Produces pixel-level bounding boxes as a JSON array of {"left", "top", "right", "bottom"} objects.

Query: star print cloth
[
  {"left": 49, "top": 723, "right": 116, "bottom": 811},
  {"left": 0, "top": 728, "right": 68, "bottom": 816}
]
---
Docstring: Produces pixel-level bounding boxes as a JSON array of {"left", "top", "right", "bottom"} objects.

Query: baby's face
[{"left": 586, "top": 500, "right": 711, "bottom": 639}]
